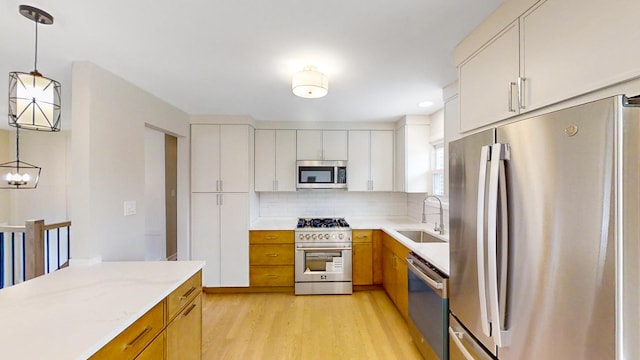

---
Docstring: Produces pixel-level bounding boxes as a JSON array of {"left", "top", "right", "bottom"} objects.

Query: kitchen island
[{"left": 0, "top": 260, "right": 204, "bottom": 359}]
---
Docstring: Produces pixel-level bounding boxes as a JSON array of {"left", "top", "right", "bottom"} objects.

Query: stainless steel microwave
[{"left": 296, "top": 160, "right": 347, "bottom": 189}]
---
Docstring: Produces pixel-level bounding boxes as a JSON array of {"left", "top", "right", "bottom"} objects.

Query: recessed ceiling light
[{"left": 418, "top": 101, "right": 433, "bottom": 108}]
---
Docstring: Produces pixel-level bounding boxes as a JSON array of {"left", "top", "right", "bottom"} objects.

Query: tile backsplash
[{"left": 259, "top": 192, "right": 408, "bottom": 217}]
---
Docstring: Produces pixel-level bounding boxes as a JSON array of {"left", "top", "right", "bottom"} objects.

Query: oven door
[{"left": 295, "top": 243, "right": 352, "bottom": 282}]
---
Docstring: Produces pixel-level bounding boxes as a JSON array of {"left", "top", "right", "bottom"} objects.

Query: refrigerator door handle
[
  {"left": 476, "top": 145, "right": 491, "bottom": 338},
  {"left": 487, "top": 143, "right": 511, "bottom": 347}
]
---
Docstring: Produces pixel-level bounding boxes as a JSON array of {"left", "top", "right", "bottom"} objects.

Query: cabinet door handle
[
  {"left": 219, "top": 194, "right": 223, "bottom": 205},
  {"left": 517, "top": 77, "right": 526, "bottom": 110},
  {"left": 267, "top": 253, "right": 279, "bottom": 257},
  {"left": 220, "top": 180, "right": 223, "bottom": 192},
  {"left": 182, "top": 303, "right": 197, "bottom": 318},
  {"left": 265, "top": 235, "right": 278, "bottom": 240},
  {"left": 508, "top": 82, "right": 517, "bottom": 112},
  {"left": 180, "top": 286, "right": 197, "bottom": 300},
  {"left": 216, "top": 180, "right": 220, "bottom": 192},
  {"left": 125, "top": 326, "right": 151, "bottom": 349},
  {"left": 267, "top": 275, "right": 279, "bottom": 279}
]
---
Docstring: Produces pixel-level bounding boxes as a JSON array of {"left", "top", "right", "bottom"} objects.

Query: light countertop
[
  {"left": 0, "top": 260, "right": 204, "bottom": 360},
  {"left": 250, "top": 216, "right": 449, "bottom": 274}
]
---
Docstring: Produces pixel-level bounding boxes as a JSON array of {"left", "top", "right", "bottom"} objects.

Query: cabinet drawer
[
  {"left": 250, "top": 230, "right": 294, "bottom": 244},
  {"left": 250, "top": 244, "right": 294, "bottom": 265},
  {"left": 250, "top": 266, "right": 294, "bottom": 286},
  {"left": 167, "top": 271, "right": 202, "bottom": 321},
  {"left": 352, "top": 229, "right": 373, "bottom": 243},
  {"left": 90, "top": 301, "right": 164, "bottom": 360}
]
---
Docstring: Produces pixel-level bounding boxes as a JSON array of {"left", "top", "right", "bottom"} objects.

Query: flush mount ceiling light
[
  {"left": 292, "top": 66, "right": 328, "bottom": 99},
  {"left": 418, "top": 101, "right": 434, "bottom": 108},
  {"left": 0, "top": 128, "right": 41, "bottom": 189},
  {"left": 8, "top": 5, "right": 61, "bottom": 132}
]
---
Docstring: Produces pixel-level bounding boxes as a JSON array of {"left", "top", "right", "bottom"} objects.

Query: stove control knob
[
  {"left": 305, "top": 234, "right": 310, "bottom": 240},
  {"left": 299, "top": 234, "right": 304, "bottom": 240},
  {"left": 312, "top": 234, "right": 317, "bottom": 240},
  {"left": 339, "top": 233, "right": 344, "bottom": 240},
  {"left": 325, "top": 234, "right": 330, "bottom": 239}
]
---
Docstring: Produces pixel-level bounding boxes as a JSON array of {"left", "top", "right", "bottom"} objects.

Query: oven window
[
  {"left": 299, "top": 166, "right": 334, "bottom": 183},
  {"left": 304, "top": 251, "right": 343, "bottom": 273}
]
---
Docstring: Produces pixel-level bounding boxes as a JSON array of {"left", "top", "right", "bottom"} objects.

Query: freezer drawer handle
[{"left": 449, "top": 327, "right": 475, "bottom": 360}]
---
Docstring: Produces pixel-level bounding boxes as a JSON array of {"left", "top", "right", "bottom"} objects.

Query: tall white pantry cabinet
[{"left": 191, "top": 124, "right": 252, "bottom": 287}]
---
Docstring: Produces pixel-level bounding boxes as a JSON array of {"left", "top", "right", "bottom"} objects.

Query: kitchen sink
[{"left": 397, "top": 230, "right": 446, "bottom": 243}]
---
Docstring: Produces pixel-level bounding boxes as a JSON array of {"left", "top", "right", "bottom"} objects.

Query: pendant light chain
[
  {"left": 15, "top": 128, "right": 20, "bottom": 172},
  {"left": 33, "top": 19, "right": 38, "bottom": 72}
]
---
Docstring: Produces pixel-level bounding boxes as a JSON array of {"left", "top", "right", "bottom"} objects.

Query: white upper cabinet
[
  {"left": 370, "top": 131, "right": 394, "bottom": 191},
  {"left": 297, "top": 130, "right": 348, "bottom": 160},
  {"left": 191, "top": 124, "right": 249, "bottom": 193},
  {"left": 459, "top": 20, "right": 520, "bottom": 133},
  {"left": 395, "top": 123, "right": 430, "bottom": 193},
  {"left": 348, "top": 130, "right": 393, "bottom": 192},
  {"left": 191, "top": 125, "right": 220, "bottom": 192},
  {"left": 347, "top": 131, "right": 371, "bottom": 191},
  {"left": 255, "top": 129, "right": 296, "bottom": 191},
  {"left": 458, "top": 0, "right": 640, "bottom": 132},
  {"left": 220, "top": 125, "right": 250, "bottom": 193},
  {"left": 521, "top": 0, "right": 640, "bottom": 111}
]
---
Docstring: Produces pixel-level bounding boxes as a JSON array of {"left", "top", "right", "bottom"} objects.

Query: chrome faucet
[{"left": 422, "top": 195, "right": 444, "bottom": 235}]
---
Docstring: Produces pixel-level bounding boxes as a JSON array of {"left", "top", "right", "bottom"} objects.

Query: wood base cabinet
[
  {"left": 167, "top": 294, "right": 202, "bottom": 360},
  {"left": 90, "top": 271, "right": 202, "bottom": 360},
  {"left": 249, "top": 231, "right": 294, "bottom": 288},
  {"left": 382, "top": 232, "right": 409, "bottom": 320},
  {"left": 352, "top": 230, "right": 373, "bottom": 285}
]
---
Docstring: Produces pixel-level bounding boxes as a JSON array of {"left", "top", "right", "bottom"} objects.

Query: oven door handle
[
  {"left": 295, "top": 247, "right": 350, "bottom": 251},
  {"left": 406, "top": 258, "right": 443, "bottom": 291}
]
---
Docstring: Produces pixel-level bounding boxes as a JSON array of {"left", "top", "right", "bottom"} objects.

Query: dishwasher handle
[{"left": 406, "top": 257, "right": 445, "bottom": 295}]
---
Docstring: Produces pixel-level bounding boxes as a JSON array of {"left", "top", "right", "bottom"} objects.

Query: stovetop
[{"left": 296, "top": 217, "right": 350, "bottom": 229}]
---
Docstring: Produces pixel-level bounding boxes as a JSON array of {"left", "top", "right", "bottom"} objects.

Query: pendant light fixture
[
  {"left": 292, "top": 66, "right": 328, "bottom": 99},
  {"left": 8, "top": 5, "right": 61, "bottom": 132},
  {"left": 0, "top": 128, "right": 41, "bottom": 189}
]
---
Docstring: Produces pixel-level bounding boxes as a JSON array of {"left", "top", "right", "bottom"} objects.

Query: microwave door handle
[
  {"left": 476, "top": 145, "right": 491, "bottom": 338},
  {"left": 487, "top": 143, "right": 511, "bottom": 347}
]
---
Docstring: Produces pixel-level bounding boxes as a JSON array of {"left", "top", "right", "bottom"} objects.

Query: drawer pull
[
  {"left": 182, "top": 303, "right": 197, "bottom": 318},
  {"left": 125, "top": 326, "right": 151, "bottom": 349},
  {"left": 267, "top": 253, "right": 279, "bottom": 257},
  {"left": 356, "top": 235, "right": 368, "bottom": 239},
  {"left": 180, "top": 286, "right": 197, "bottom": 300},
  {"left": 266, "top": 236, "right": 278, "bottom": 240},
  {"left": 267, "top": 275, "right": 279, "bottom": 279}
]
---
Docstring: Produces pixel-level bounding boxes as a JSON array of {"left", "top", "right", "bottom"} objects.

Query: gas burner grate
[{"left": 296, "top": 217, "right": 350, "bottom": 228}]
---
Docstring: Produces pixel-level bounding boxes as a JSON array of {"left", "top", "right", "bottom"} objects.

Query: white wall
[
  {"left": 71, "top": 62, "right": 190, "bottom": 262},
  {"left": 259, "top": 192, "right": 408, "bottom": 217}
]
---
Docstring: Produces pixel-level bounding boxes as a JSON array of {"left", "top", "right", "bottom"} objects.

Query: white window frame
[{"left": 431, "top": 141, "right": 445, "bottom": 197}]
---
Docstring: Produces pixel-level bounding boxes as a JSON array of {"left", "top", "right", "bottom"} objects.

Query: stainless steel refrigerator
[{"left": 448, "top": 95, "right": 639, "bottom": 360}]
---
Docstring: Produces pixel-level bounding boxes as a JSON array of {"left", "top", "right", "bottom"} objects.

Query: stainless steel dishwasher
[{"left": 406, "top": 252, "right": 449, "bottom": 360}]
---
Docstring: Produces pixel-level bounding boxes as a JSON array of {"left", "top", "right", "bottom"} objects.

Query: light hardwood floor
[{"left": 202, "top": 290, "right": 423, "bottom": 360}]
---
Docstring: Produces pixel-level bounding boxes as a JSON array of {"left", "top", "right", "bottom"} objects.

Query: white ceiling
[{"left": 0, "top": 0, "right": 504, "bottom": 126}]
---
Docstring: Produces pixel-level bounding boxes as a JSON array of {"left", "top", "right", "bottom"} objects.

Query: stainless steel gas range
[{"left": 294, "top": 218, "right": 353, "bottom": 295}]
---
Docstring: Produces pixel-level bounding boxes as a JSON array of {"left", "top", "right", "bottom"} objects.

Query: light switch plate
[{"left": 124, "top": 200, "right": 137, "bottom": 216}]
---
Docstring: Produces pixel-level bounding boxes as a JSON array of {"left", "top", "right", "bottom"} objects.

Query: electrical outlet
[{"left": 124, "top": 200, "right": 137, "bottom": 216}]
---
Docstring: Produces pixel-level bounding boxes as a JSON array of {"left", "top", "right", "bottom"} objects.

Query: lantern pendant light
[
  {"left": 0, "top": 128, "right": 41, "bottom": 189},
  {"left": 8, "top": 5, "right": 61, "bottom": 132}
]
